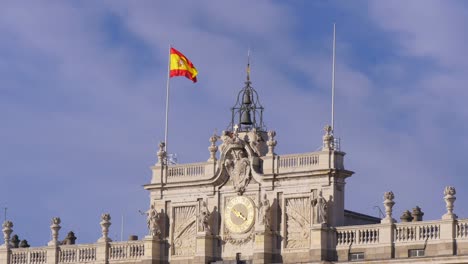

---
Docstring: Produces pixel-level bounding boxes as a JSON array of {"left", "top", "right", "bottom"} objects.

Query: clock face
[{"left": 224, "top": 196, "right": 255, "bottom": 234}]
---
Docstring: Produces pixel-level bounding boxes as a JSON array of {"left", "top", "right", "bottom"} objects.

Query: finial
[
  {"left": 208, "top": 131, "right": 219, "bottom": 162},
  {"left": 48, "top": 217, "right": 61, "bottom": 246},
  {"left": 443, "top": 186, "right": 457, "bottom": 220},
  {"left": 2, "top": 220, "right": 13, "bottom": 248},
  {"left": 267, "top": 130, "right": 277, "bottom": 156},
  {"left": 157, "top": 142, "right": 167, "bottom": 165},
  {"left": 98, "top": 213, "right": 112, "bottom": 242},
  {"left": 381, "top": 191, "right": 395, "bottom": 224},
  {"left": 247, "top": 48, "right": 251, "bottom": 82}
]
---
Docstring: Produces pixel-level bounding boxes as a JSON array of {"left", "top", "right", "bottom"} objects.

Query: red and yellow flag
[{"left": 169, "top": 47, "right": 198, "bottom": 83}]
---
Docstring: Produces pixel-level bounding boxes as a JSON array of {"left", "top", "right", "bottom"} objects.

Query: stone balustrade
[
  {"left": 394, "top": 220, "right": 441, "bottom": 243},
  {"left": 150, "top": 148, "right": 347, "bottom": 185},
  {"left": 2, "top": 241, "right": 150, "bottom": 264},
  {"left": 457, "top": 219, "right": 468, "bottom": 239},
  {"left": 277, "top": 153, "right": 320, "bottom": 172},
  {"left": 336, "top": 224, "right": 381, "bottom": 246},
  {"left": 10, "top": 248, "right": 47, "bottom": 264},
  {"left": 58, "top": 244, "right": 97, "bottom": 263},
  {"left": 167, "top": 162, "right": 206, "bottom": 178},
  {"left": 108, "top": 241, "right": 145, "bottom": 261}
]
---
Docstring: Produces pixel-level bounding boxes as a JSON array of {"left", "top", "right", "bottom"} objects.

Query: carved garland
[{"left": 224, "top": 232, "right": 254, "bottom": 245}]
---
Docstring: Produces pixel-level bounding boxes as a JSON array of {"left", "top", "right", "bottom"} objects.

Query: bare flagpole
[
  {"left": 331, "top": 23, "right": 336, "bottom": 133},
  {"left": 164, "top": 45, "right": 172, "bottom": 155}
]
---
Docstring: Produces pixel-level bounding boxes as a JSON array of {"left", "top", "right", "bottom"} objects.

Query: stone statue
[
  {"left": 258, "top": 194, "right": 271, "bottom": 228},
  {"left": 247, "top": 128, "right": 262, "bottom": 156},
  {"left": 10, "top": 234, "right": 19, "bottom": 248},
  {"left": 146, "top": 204, "right": 162, "bottom": 238},
  {"left": 62, "top": 231, "right": 77, "bottom": 245},
  {"left": 311, "top": 190, "right": 328, "bottom": 224},
  {"left": 19, "top": 239, "right": 30, "bottom": 248},
  {"left": 198, "top": 201, "right": 211, "bottom": 234}
]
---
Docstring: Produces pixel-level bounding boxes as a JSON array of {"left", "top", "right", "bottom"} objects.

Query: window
[
  {"left": 349, "top": 252, "right": 365, "bottom": 261},
  {"left": 409, "top": 249, "right": 425, "bottom": 257}
]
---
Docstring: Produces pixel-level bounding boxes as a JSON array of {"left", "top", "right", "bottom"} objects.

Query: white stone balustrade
[
  {"left": 10, "top": 248, "right": 47, "bottom": 264},
  {"left": 394, "top": 220, "right": 441, "bottom": 243},
  {"left": 457, "top": 219, "right": 468, "bottom": 239},
  {"left": 278, "top": 153, "right": 320, "bottom": 171},
  {"left": 58, "top": 244, "right": 97, "bottom": 263},
  {"left": 108, "top": 241, "right": 145, "bottom": 261},
  {"left": 336, "top": 224, "right": 381, "bottom": 246},
  {"left": 167, "top": 163, "right": 206, "bottom": 178}
]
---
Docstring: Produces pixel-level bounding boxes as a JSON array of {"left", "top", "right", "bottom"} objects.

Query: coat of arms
[{"left": 224, "top": 149, "right": 251, "bottom": 195}]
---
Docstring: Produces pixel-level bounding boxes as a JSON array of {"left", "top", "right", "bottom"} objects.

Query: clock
[{"left": 224, "top": 196, "right": 255, "bottom": 234}]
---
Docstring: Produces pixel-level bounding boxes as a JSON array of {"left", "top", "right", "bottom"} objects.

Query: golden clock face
[{"left": 224, "top": 196, "right": 255, "bottom": 234}]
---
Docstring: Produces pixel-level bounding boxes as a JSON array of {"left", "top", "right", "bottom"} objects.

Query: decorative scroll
[
  {"left": 172, "top": 206, "right": 196, "bottom": 256},
  {"left": 285, "top": 197, "right": 310, "bottom": 249}
]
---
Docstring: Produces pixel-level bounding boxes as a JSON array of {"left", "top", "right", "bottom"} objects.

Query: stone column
[
  {"left": 381, "top": 191, "right": 395, "bottom": 224},
  {"left": 96, "top": 214, "right": 111, "bottom": 264},
  {"left": 0, "top": 221, "right": 13, "bottom": 264}
]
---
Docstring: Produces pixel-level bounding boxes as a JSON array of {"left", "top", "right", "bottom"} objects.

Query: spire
[
  {"left": 247, "top": 48, "right": 251, "bottom": 82},
  {"left": 229, "top": 50, "right": 265, "bottom": 132}
]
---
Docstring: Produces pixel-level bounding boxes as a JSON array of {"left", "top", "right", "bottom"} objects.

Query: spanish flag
[{"left": 169, "top": 47, "right": 198, "bottom": 83}]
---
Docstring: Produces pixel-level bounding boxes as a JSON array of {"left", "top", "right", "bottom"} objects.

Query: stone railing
[
  {"left": 3, "top": 241, "right": 148, "bottom": 264},
  {"left": 394, "top": 220, "right": 441, "bottom": 243},
  {"left": 10, "top": 248, "right": 47, "bottom": 264},
  {"left": 336, "top": 224, "right": 380, "bottom": 246},
  {"left": 58, "top": 244, "right": 96, "bottom": 263},
  {"left": 457, "top": 219, "right": 468, "bottom": 239},
  {"left": 277, "top": 153, "right": 320, "bottom": 174},
  {"left": 167, "top": 162, "right": 206, "bottom": 178},
  {"left": 108, "top": 241, "right": 145, "bottom": 262}
]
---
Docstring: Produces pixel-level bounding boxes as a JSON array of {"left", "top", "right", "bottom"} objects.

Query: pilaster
[
  {"left": 95, "top": 242, "right": 109, "bottom": 264},
  {"left": 437, "top": 219, "right": 456, "bottom": 256},
  {"left": 194, "top": 233, "right": 215, "bottom": 264},
  {"left": 309, "top": 223, "right": 328, "bottom": 261},
  {"left": 142, "top": 236, "right": 166, "bottom": 264},
  {"left": 252, "top": 226, "right": 273, "bottom": 264},
  {"left": 0, "top": 247, "right": 9, "bottom": 264},
  {"left": 46, "top": 245, "right": 58, "bottom": 264}
]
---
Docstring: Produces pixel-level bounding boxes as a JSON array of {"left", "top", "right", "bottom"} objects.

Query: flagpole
[
  {"left": 331, "top": 23, "right": 336, "bottom": 133},
  {"left": 164, "top": 45, "right": 172, "bottom": 155}
]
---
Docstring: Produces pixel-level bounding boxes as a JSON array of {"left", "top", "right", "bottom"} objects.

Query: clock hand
[{"left": 231, "top": 208, "right": 247, "bottom": 221}]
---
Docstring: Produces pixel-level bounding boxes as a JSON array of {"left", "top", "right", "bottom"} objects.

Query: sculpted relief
[
  {"left": 224, "top": 149, "right": 251, "bottom": 195},
  {"left": 285, "top": 197, "right": 310, "bottom": 249},
  {"left": 172, "top": 206, "right": 196, "bottom": 256}
]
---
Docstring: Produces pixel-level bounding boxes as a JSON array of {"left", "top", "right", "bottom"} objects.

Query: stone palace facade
[{"left": 1, "top": 73, "right": 467, "bottom": 264}]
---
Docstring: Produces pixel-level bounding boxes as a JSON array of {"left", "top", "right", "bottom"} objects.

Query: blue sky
[{"left": 1, "top": 1, "right": 468, "bottom": 246}]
